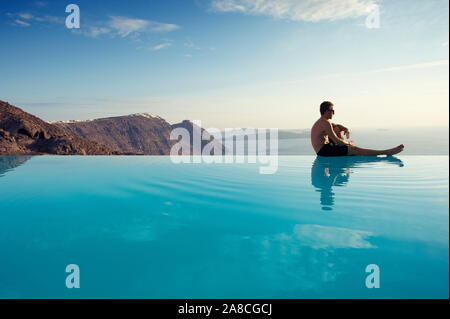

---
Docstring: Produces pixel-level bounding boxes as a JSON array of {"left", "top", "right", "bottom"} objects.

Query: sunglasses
[{"left": 328, "top": 109, "right": 335, "bottom": 114}]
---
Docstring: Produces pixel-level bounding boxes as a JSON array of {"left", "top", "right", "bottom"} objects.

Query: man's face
[{"left": 326, "top": 106, "right": 335, "bottom": 119}]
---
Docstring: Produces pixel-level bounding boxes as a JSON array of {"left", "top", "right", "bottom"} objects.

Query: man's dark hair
[{"left": 320, "top": 101, "right": 334, "bottom": 115}]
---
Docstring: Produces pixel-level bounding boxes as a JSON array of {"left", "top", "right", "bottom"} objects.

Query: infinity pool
[{"left": 0, "top": 156, "right": 448, "bottom": 298}]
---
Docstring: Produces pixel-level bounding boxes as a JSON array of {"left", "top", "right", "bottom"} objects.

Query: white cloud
[
  {"left": 18, "top": 13, "right": 34, "bottom": 20},
  {"left": 212, "top": 0, "right": 247, "bottom": 12},
  {"left": 85, "top": 26, "right": 111, "bottom": 38},
  {"left": 108, "top": 16, "right": 179, "bottom": 38},
  {"left": 14, "top": 19, "right": 31, "bottom": 27},
  {"left": 9, "top": 12, "right": 179, "bottom": 40},
  {"left": 150, "top": 42, "right": 172, "bottom": 51},
  {"left": 9, "top": 12, "right": 63, "bottom": 26},
  {"left": 108, "top": 16, "right": 150, "bottom": 38},
  {"left": 367, "top": 60, "right": 449, "bottom": 74},
  {"left": 322, "top": 59, "right": 449, "bottom": 79},
  {"left": 34, "top": 1, "right": 48, "bottom": 7},
  {"left": 184, "top": 40, "right": 201, "bottom": 50},
  {"left": 41, "top": 15, "right": 64, "bottom": 24},
  {"left": 148, "top": 21, "right": 180, "bottom": 32},
  {"left": 210, "top": 0, "right": 379, "bottom": 22}
]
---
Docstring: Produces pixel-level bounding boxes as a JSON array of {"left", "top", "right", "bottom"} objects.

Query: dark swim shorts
[{"left": 317, "top": 143, "right": 348, "bottom": 157}]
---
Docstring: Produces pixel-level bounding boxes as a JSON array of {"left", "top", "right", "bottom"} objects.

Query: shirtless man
[{"left": 311, "top": 101, "right": 404, "bottom": 157}]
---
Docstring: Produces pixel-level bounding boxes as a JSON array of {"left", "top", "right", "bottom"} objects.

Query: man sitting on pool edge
[{"left": 311, "top": 101, "right": 404, "bottom": 157}]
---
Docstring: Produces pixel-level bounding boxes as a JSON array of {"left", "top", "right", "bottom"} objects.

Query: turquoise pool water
[{"left": 0, "top": 156, "right": 448, "bottom": 299}]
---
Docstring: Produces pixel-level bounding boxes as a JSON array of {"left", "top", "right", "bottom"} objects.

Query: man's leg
[{"left": 348, "top": 144, "right": 404, "bottom": 156}]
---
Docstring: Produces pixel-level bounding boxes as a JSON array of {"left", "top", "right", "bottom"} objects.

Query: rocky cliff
[
  {"left": 55, "top": 117, "right": 224, "bottom": 155},
  {"left": 0, "top": 101, "right": 118, "bottom": 155},
  {"left": 1, "top": 100, "right": 223, "bottom": 156},
  {"left": 54, "top": 114, "right": 175, "bottom": 155}
]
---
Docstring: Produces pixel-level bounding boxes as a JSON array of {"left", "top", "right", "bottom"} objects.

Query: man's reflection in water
[{"left": 311, "top": 156, "right": 404, "bottom": 211}]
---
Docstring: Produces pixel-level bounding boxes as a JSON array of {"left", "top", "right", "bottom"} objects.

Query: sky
[{"left": 0, "top": 0, "right": 448, "bottom": 129}]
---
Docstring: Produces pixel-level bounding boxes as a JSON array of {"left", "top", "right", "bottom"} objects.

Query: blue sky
[{"left": 0, "top": 0, "right": 448, "bottom": 129}]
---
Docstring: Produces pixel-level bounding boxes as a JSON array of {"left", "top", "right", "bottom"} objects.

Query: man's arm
[
  {"left": 325, "top": 121, "right": 351, "bottom": 146},
  {"left": 332, "top": 123, "right": 350, "bottom": 139}
]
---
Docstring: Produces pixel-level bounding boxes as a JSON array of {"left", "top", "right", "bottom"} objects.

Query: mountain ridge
[
  {"left": 0, "top": 100, "right": 121, "bottom": 155},
  {"left": 1, "top": 100, "right": 223, "bottom": 155},
  {"left": 54, "top": 113, "right": 175, "bottom": 155}
]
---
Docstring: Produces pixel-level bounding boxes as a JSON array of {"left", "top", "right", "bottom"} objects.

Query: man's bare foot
[{"left": 386, "top": 144, "right": 404, "bottom": 156}]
